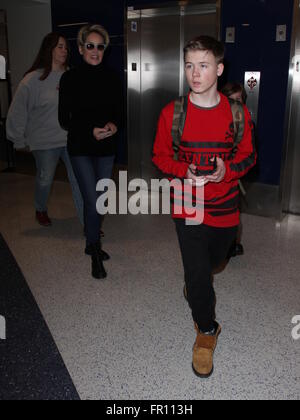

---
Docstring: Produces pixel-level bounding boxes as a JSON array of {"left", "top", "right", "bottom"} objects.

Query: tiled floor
[{"left": 0, "top": 167, "right": 299, "bottom": 400}]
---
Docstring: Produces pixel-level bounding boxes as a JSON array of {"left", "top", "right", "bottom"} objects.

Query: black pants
[{"left": 175, "top": 219, "right": 238, "bottom": 333}]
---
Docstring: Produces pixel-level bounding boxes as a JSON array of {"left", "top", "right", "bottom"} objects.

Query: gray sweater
[{"left": 6, "top": 70, "right": 67, "bottom": 151}]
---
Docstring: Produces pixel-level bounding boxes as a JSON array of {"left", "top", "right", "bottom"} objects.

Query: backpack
[{"left": 171, "top": 96, "right": 245, "bottom": 161}]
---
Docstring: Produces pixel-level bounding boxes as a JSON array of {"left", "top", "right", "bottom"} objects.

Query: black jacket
[{"left": 59, "top": 62, "right": 123, "bottom": 157}]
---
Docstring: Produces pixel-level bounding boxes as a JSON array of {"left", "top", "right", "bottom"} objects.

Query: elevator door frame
[{"left": 279, "top": 0, "right": 300, "bottom": 220}]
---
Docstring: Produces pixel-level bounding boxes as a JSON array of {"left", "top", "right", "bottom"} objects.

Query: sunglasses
[{"left": 84, "top": 43, "right": 106, "bottom": 52}]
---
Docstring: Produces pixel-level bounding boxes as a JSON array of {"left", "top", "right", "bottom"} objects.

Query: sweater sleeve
[
  {"left": 6, "top": 79, "right": 33, "bottom": 149},
  {"left": 224, "top": 106, "right": 257, "bottom": 182},
  {"left": 152, "top": 104, "right": 190, "bottom": 178},
  {"left": 58, "top": 71, "right": 72, "bottom": 131},
  {"left": 92, "top": 71, "right": 123, "bottom": 130}
]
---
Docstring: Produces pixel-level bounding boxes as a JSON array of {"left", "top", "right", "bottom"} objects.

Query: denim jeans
[
  {"left": 32, "top": 147, "right": 84, "bottom": 225},
  {"left": 70, "top": 155, "right": 115, "bottom": 245}
]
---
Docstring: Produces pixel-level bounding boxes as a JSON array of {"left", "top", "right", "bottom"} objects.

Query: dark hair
[
  {"left": 221, "top": 81, "right": 247, "bottom": 104},
  {"left": 184, "top": 36, "right": 225, "bottom": 64},
  {"left": 25, "top": 33, "right": 69, "bottom": 81}
]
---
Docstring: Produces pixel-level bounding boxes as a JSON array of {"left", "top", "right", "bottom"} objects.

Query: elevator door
[
  {"left": 0, "top": 10, "right": 10, "bottom": 118},
  {"left": 280, "top": 0, "right": 300, "bottom": 217},
  {"left": 127, "top": 2, "right": 219, "bottom": 183},
  {"left": 140, "top": 11, "right": 181, "bottom": 182}
]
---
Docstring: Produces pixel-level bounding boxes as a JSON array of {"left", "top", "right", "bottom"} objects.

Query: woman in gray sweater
[{"left": 6, "top": 33, "right": 83, "bottom": 227}]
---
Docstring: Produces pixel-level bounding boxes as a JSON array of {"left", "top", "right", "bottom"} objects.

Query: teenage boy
[{"left": 153, "top": 36, "right": 256, "bottom": 378}]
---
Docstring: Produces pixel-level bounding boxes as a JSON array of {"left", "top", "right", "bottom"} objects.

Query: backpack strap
[
  {"left": 228, "top": 98, "right": 245, "bottom": 154},
  {"left": 228, "top": 98, "right": 246, "bottom": 197},
  {"left": 171, "top": 96, "right": 245, "bottom": 160},
  {"left": 171, "top": 96, "right": 188, "bottom": 161}
]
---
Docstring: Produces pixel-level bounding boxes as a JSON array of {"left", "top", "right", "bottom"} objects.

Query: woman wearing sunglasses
[
  {"left": 59, "top": 24, "right": 122, "bottom": 280},
  {"left": 6, "top": 33, "right": 83, "bottom": 228}
]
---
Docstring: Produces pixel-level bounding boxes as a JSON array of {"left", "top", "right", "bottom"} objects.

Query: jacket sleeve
[
  {"left": 58, "top": 72, "right": 72, "bottom": 131},
  {"left": 152, "top": 104, "right": 190, "bottom": 178},
  {"left": 224, "top": 106, "right": 257, "bottom": 182},
  {"left": 6, "top": 79, "right": 33, "bottom": 149}
]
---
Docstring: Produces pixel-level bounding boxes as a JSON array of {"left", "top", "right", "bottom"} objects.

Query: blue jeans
[
  {"left": 70, "top": 155, "right": 115, "bottom": 245},
  {"left": 32, "top": 147, "right": 84, "bottom": 225}
]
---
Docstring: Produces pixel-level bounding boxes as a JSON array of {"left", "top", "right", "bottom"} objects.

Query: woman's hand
[
  {"left": 93, "top": 127, "right": 111, "bottom": 141},
  {"left": 93, "top": 123, "right": 118, "bottom": 141},
  {"left": 104, "top": 122, "right": 118, "bottom": 136}
]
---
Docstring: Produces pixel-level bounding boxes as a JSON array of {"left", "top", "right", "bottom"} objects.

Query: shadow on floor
[
  {"left": 0, "top": 233, "right": 80, "bottom": 400},
  {"left": 21, "top": 217, "right": 83, "bottom": 241}
]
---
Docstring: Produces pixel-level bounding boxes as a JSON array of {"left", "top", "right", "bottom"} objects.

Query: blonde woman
[{"left": 59, "top": 24, "right": 122, "bottom": 280}]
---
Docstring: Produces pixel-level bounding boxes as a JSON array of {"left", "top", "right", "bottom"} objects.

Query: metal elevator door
[
  {"left": 127, "top": 2, "right": 220, "bottom": 183},
  {"left": 140, "top": 11, "right": 181, "bottom": 182},
  {"left": 280, "top": 0, "right": 300, "bottom": 217}
]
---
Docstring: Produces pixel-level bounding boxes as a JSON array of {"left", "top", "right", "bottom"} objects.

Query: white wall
[{"left": 0, "top": 0, "right": 52, "bottom": 94}]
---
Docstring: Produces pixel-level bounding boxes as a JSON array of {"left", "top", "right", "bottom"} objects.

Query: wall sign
[
  {"left": 131, "top": 21, "right": 138, "bottom": 32},
  {"left": 276, "top": 25, "right": 287, "bottom": 42},
  {"left": 245, "top": 71, "right": 261, "bottom": 125},
  {"left": 226, "top": 27, "right": 235, "bottom": 43}
]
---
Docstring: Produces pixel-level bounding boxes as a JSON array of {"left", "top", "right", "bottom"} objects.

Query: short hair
[
  {"left": 77, "top": 24, "right": 110, "bottom": 48},
  {"left": 221, "top": 82, "right": 247, "bottom": 104},
  {"left": 184, "top": 36, "right": 225, "bottom": 64}
]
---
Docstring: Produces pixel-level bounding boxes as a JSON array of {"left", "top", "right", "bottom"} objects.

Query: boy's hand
[
  {"left": 205, "top": 158, "right": 226, "bottom": 183},
  {"left": 187, "top": 159, "right": 226, "bottom": 185},
  {"left": 187, "top": 164, "right": 209, "bottom": 186}
]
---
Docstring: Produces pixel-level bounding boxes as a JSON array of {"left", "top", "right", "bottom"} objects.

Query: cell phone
[{"left": 191, "top": 156, "right": 218, "bottom": 176}]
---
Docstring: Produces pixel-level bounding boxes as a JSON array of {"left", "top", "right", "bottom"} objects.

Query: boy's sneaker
[
  {"left": 192, "top": 322, "right": 221, "bottom": 378},
  {"left": 36, "top": 211, "right": 52, "bottom": 227}
]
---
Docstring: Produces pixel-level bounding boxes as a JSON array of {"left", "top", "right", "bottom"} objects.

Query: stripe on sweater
[{"left": 180, "top": 141, "right": 233, "bottom": 150}]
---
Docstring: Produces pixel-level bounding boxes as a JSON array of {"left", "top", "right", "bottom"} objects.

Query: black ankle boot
[
  {"left": 85, "top": 242, "right": 110, "bottom": 261},
  {"left": 90, "top": 244, "right": 107, "bottom": 280}
]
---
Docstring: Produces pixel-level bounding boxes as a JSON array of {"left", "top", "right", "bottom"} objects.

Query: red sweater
[{"left": 153, "top": 93, "right": 256, "bottom": 228}]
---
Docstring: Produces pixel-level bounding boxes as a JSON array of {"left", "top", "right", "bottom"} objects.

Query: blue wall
[
  {"left": 221, "top": 0, "right": 294, "bottom": 184},
  {"left": 52, "top": 0, "right": 294, "bottom": 184}
]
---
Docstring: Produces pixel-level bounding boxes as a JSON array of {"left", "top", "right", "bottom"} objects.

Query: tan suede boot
[{"left": 192, "top": 322, "right": 221, "bottom": 378}]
